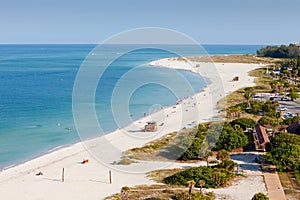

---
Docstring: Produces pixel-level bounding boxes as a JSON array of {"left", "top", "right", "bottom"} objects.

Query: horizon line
[{"left": 0, "top": 43, "right": 280, "bottom": 46}]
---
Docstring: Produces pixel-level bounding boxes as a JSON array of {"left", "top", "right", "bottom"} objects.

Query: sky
[{"left": 0, "top": 0, "right": 299, "bottom": 44}]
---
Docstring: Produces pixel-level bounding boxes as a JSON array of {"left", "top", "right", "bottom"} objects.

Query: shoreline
[
  {"left": 0, "top": 58, "right": 209, "bottom": 171},
  {"left": 0, "top": 57, "right": 264, "bottom": 199}
]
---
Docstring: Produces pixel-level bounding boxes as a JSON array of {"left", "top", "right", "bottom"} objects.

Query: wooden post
[
  {"left": 62, "top": 168, "right": 65, "bottom": 182},
  {"left": 109, "top": 170, "right": 112, "bottom": 184}
]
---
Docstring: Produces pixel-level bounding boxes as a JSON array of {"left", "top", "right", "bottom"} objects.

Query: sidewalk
[
  {"left": 261, "top": 157, "right": 286, "bottom": 200},
  {"left": 264, "top": 172, "right": 286, "bottom": 200}
]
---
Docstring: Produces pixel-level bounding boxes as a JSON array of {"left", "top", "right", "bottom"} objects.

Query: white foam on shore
[{"left": 0, "top": 58, "right": 265, "bottom": 200}]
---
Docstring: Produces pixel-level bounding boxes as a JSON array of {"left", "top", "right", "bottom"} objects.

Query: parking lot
[{"left": 252, "top": 93, "right": 300, "bottom": 119}]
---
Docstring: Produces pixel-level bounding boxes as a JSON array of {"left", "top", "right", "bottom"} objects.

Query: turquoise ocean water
[{"left": 0, "top": 44, "right": 264, "bottom": 167}]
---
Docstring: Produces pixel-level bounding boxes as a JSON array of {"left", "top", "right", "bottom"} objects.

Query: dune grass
[{"left": 188, "top": 54, "right": 280, "bottom": 64}]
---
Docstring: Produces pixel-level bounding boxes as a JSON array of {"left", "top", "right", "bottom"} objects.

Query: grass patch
[
  {"left": 127, "top": 132, "right": 177, "bottom": 155},
  {"left": 218, "top": 88, "right": 245, "bottom": 108},
  {"left": 278, "top": 171, "right": 300, "bottom": 200},
  {"left": 249, "top": 68, "right": 272, "bottom": 93},
  {"left": 187, "top": 54, "right": 280, "bottom": 64},
  {"left": 148, "top": 168, "right": 185, "bottom": 183},
  {"left": 117, "top": 157, "right": 137, "bottom": 165},
  {"left": 121, "top": 128, "right": 199, "bottom": 163},
  {"left": 104, "top": 184, "right": 215, "bottom": 200}
]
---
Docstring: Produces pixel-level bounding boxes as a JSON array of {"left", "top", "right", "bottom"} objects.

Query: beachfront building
[{"left": 253, "top": 125, "right": 270, "bottom": 151}]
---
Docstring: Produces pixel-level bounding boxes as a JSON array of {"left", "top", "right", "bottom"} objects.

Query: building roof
[{"left": 255, "top": 125, "right": 270, "bottom": 146}]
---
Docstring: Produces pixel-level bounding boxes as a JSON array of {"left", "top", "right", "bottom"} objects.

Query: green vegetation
[
  {"left": 251, "top": 192, "right": 269, "bottom": 200},
  {"left": 230, "top": 118, "right": 257, "bottom": 130},
  {"left": 249, "top": 68, "right": 273, "bottom": 92},
  {"left": 179, "top": 124, "right": 208, "bottom": 161},
  {"left": 164, "top": 159, "right": 236, "bottom": 188},
  {"left": 106, "top": 53, "right": 300, "bottom": 200},
  {"left": 175, "top": 191, "right": 215, "bottom": 200},
  {"left": 214, "top": 123, "right": 248, "bottom": 151},
  {"left": 216, "top": 149, "right": 230, "bottom": 161},
  {"left": 122, "top": 121, "right": 250, "bottom": 163},
  {"left": 278, "top": 171, "right": 300, "bottom": 200},
  {"left": 188, "top": 54, "right": 277, "bottom": 64},
  {"left": 258, "top": 116, "right": 276, "bottom": 127},
  {"left": 127, "top": 132, "right": 177, "bottom": 155},
  {"left": 266, "top": 133, "right": 300, "bottom": 171},
  {"left": 297, "top": 54, "right": 300, "bottom": 72},
  {"left": 181, "top": 122, "right": 248, "bottom": 160},
  {"left": 282, "top": 116, "right": 300, "bottom": 125},
  {"left": 104, "top": 184, "right": 215, "bottom": 200},
  {"left": 289, "top": 90, "right": 299, "bottom": 100},
  {"left": 229, "top": 100, "right": 278, "bottom": 118},
  {"left": 120, "top": 186, "right": 130, "bottom": 200},
  {"left": 257, "top": 44, "right": 300, "bottom": 58}
]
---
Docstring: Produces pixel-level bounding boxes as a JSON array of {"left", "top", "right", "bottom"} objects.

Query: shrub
[
  {"left": 164, "top": 160, "right": 236, "bottom": 188},
  {"left": 251, "top": 192, "right": 269, "bottom": 200},
  {"left": 282, "top": 116, "right": 300, "bottom": 125},
  {"left": 258, "top": 116, "right": 276, "bottom": 126},
  {"left": 230, "top": 118, "right": 257, "bottom": 130}
]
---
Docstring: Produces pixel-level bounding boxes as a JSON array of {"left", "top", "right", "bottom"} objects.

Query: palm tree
[
  {"left": 121, "top": 186, "right": 130, "bottom": 200},
  {"left": 244, "top": 87, "right": 253, "bottom": 109},
  {"left": 283, "top": 81, "right": 291, "bottom": 97},
  {"left": 204, "top": 151, "right": 213, "bottom": 166},
  {"left": 198, "top": 180, "right": 205, "bottom": 194},
  {"left": 277, "top": 82, "right": 283, "bottom": 95},
  {"left": 275, "top": 112, "right": 281, "bottom": 128},
  {"left": 217, "top": 149, "right": 229, "bottom": 162},
  {"left": 293, "top": 69, "right": 298, "bottom": 85},
  {"left": 187, "top": 180, "right": 195, "bottom": 200},
  {"left": 270, "top": 81, "right": 279, "bottom": 95}
]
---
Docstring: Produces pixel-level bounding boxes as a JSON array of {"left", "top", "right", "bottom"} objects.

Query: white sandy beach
[{"left": 0, "top": 58, "right": 266, "bottom": 200}]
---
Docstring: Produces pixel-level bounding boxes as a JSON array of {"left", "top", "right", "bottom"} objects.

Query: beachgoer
[
  {"left": 82, "top": 159, "right": 89, "bottom": 164},
  {"left": 36, "top": 171, "right": 43, "bottom": 176}
]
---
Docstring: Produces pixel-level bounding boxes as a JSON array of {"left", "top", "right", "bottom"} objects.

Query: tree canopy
[
  {"left": 257, "top": 44, "right": 300, "bottom": 58},
  {"left": 266, "top": 133, "right": 300, "bottom": 171},
  {"left": 251, "top": 193, "right": 269, "bottom": 200},
  {"left": 214, "top": 122, "right": 248, "bottom": 151},
  {"left": 230, "top": 118, "right": 257, "bottom": 130},
  {"left": 164, "top": 160, "right": 236, "bottom": 188},
  {"left": 178, "top": 122, "right": 248, "bottom": 160}
]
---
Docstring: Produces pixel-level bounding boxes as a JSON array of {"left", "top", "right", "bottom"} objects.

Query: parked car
[
  {"left": 279, "top": 107, "right": 287, "bottom": 111},
  {"left": 251, "top": 94, "right": 260, "bottom": 98},
  {"left": 283, "top": 112, "right": 296, "bottom": 119},
  {"left": 281, "top": 97, "right": 290, "bottom": 101}
]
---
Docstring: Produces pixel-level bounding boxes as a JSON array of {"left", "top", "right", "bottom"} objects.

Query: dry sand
[{"left": 0, "top": 58, "right": 265, "bottom": 199}]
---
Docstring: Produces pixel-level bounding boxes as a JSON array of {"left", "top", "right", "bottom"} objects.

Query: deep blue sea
[{"left": 0, "top": 44, "right": 265, "bottom": 167}]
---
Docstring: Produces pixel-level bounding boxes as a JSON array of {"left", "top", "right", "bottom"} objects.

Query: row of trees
[{"left": 257, "top": 44, "right": 300, "bottom": 58}]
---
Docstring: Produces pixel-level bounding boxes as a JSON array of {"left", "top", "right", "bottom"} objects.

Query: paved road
[{"left": 252, "top": 93, "right": 300, "bottom": 118}]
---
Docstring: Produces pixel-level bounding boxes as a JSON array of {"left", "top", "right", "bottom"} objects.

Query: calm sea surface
[{"left": 0, "top": 44, "right": 264, "bottom": 167}]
